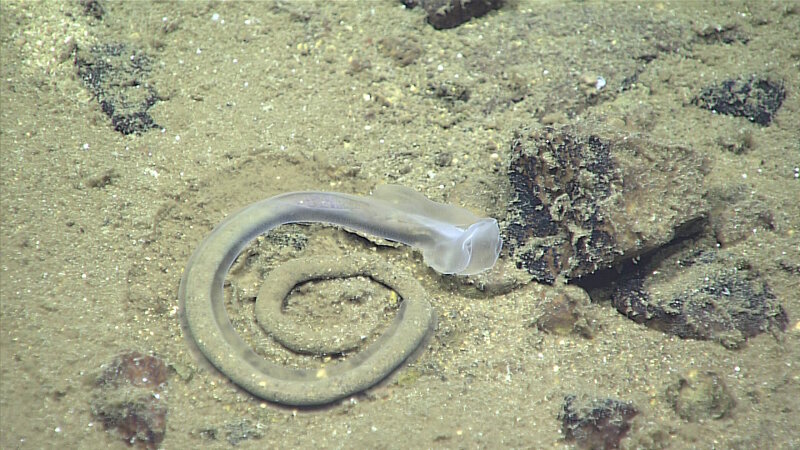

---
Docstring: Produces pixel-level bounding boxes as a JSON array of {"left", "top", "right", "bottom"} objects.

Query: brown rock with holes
[
  {"left": 506, "top": 125, "right": 708, "bottom": 284},
  {"left": 91, "top": 351, "right": 168, "bottom": 449}
]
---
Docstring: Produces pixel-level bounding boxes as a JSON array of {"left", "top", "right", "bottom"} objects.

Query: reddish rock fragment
[
  {"left": 533, "top": 285, "right": 595, "bottom": 338},
  {"left": 91, "top": 351, "right": 169, "bottom": 449},
  {"left": 421, "top": 0, "right": 504, "bottom": 30},
  {"left": 559, "top": 394, "right": 638, "bottom": 450}
]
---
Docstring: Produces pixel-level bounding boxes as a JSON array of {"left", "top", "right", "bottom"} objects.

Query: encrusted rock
[
  {"left": 505, "top": 125, "right": 708, "bottom": 284},
  {"left": 692, "top": 76, "right": 786, "bottom": 126},
  {"left": 612, "top": 245, "right": 788, "bottom": 348},
  {"left": 75, "top": 42, "right": 160, "bottom": 135}
]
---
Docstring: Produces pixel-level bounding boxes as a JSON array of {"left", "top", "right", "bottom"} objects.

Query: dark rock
[
  {"left": 75, "top": 43, "right": 161, "bottom": 135},
  {"left": 612, "top": 246, "right": 789, "bottom": 348},
  {"left": 505, "top": 125, "right": 707, "bottom": 284},
  {"left": 559, "top": 394, "right": 638, "bottom": 450},
  {"left": 80, "top": 0, "right": 105, "bottom": 19},
  {"left": 422, "top": 0, "right": 504, "bottom": 30},
  {"left": 666, "top": 371, "right": 735, "bottom": 422},
  {"left": 434, "top": 151, "right": 453, "bottom": 167},
  {"left": 426, "top": 81, "right": 470, "bottom": 103},
  {"left": 694, "top": 24, "right": 749, "bottom": 45},
  {"left": 91, "top": 351, "right": 169, "bottom": 449},
  {"left": 692, "top": 76, "right": 786, "bottom": 126}
]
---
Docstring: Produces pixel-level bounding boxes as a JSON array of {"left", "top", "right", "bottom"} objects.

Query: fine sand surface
[{"left": 2, "top": 2, "right": 798, "bottom": 448}]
